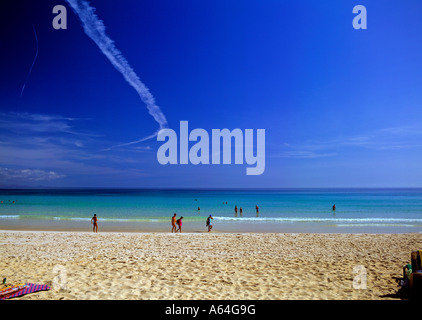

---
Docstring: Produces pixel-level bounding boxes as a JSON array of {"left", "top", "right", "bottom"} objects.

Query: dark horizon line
[{"left": 1, "top": 186, "right": 422, "bottom": 191}]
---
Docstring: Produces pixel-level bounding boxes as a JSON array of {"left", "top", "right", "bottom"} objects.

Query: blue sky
[{"left": 0, "top": 0, "right": 421, "bottom": 188}]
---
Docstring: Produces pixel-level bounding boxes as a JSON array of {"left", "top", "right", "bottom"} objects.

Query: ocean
[{"left": 0, "top": 188, "right": 421, "bottom": 233}]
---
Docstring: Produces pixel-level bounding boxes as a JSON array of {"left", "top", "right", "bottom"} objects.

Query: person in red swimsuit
[
  {"left": 91, "top": 214, "right": 98, "bottom": 233},
  {"left": 176, "top": 216, "right": 183, "bottom": 233}
]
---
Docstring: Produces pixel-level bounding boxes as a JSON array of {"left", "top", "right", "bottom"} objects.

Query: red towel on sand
[{"left": 0, "top": 283, "right": 50, "bottom": 300}]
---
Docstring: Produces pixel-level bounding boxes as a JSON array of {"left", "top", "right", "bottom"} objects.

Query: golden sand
[{"left": 1, "top": 231, "right": 421, "bottom": 300}]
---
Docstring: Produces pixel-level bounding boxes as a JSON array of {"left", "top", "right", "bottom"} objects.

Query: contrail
[
  {"left": 20, "top": 23, "right": 38, "bottom": 97},
  {"left": 101, "top": 131, "right": 158, "bottom": 151},
  {"left": 65, "top": 0, "right": 167, "bottom": 145}
]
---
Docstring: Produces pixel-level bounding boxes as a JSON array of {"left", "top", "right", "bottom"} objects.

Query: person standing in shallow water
[
  {"left": 206, "top": 215, "right": 213, "bottom": 232},
  {"left": 91, "top": 214, "right": 98, "bottom": 233},
  {"left": 176, "top": 216, "right": 183, "bottom": 233},
  {"left": 171, "top": 213, "right": 177, "bottom": 233}
]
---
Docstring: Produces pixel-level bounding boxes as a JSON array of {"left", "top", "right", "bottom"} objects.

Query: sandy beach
[{"left": 1, "top": 231, "right": 421, "bottom": 300}]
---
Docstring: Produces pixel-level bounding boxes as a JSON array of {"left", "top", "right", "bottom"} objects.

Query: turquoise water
[{"left": 1, "top": 188, "right": 422, "bottom": 233}]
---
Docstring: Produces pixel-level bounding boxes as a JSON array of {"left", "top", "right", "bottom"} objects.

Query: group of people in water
[
  {"left": 0, "top": 200, "right": 18, "bottom": 204},
  {"left": 234, "top": 205, "right": 259, "bottom": 217}
]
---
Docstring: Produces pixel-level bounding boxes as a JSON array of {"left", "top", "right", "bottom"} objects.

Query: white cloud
[
  {"left": 0, "top": 111, "right": 153, "bottom": 186},
  {"left": 271, "top": 151, "right": 337, "bottom": 159},
  {"left": 0, "top": 112, "right": 95, "bottom": 137},
  {"left": 0, "top": 168, "right": 65, "bottom": 181},
  {"left": 272, "top": 125, "right": 422, "bottom": 159}
]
